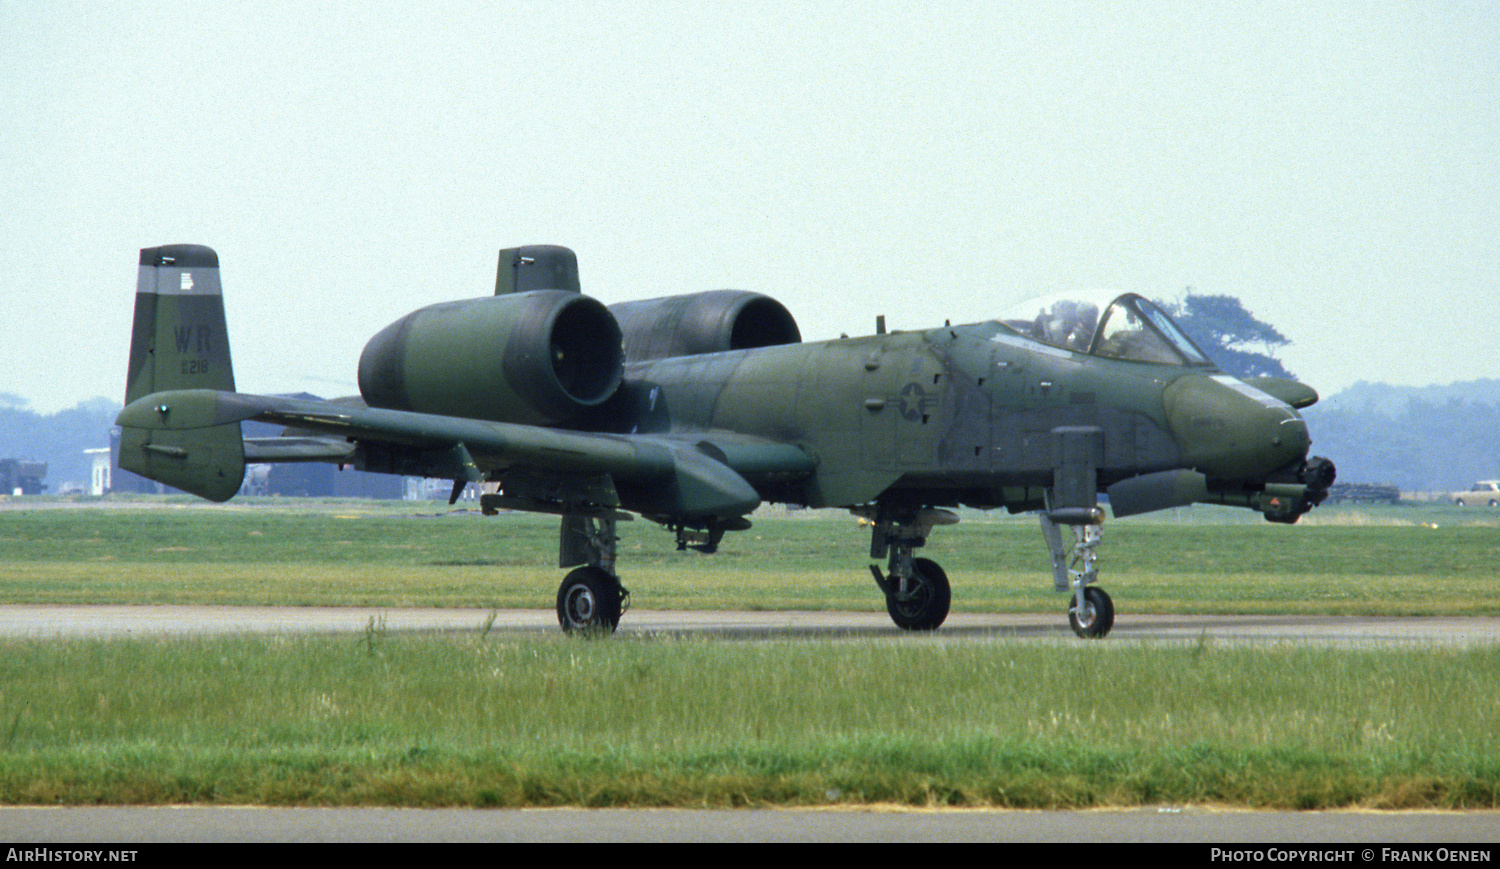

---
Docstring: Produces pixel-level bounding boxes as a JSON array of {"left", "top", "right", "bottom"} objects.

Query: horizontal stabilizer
[
  {"left": 120, "top": 388, "right": 806, "bottom": 519},
  {"left": 116, "top": 388, "right": 246, "bottom": 501},
  {"left": 243, "top": 436, "right": 357, "bottom": 463}
]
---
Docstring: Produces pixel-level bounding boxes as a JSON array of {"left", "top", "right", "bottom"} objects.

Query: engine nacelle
[
  {"left": 358, "top": 291, "right": 623, "bottom": 426},
  {"left": 609, "top": 290, "right": 801, "bottom": 362}
]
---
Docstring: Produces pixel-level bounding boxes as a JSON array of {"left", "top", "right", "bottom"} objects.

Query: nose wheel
[{"left": 1068, "top": 586, "right": 1114, "bottom": 638}]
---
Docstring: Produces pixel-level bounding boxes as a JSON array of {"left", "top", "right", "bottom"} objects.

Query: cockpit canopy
[{"left": 1000, "top": 291, "right": 1212, "bottom": 367}]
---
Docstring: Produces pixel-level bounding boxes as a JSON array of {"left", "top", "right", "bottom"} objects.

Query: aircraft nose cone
[{"left": 1165, "top": 374, "right": 1310, "bottom": 480}]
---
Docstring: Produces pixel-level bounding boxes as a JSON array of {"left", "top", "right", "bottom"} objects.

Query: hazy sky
[{"left": 3, "top": 1, "right": 1496, "bottom": 412}]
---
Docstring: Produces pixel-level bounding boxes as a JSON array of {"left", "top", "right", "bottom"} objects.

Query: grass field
[
  {"left": 0, "top": 495, "right": 1496, "bottom": 809},
  {"left": 1, "top": 495, "right": 1497, "bottom": 615},
  {"left": 0, "top": 633, "right": 1495, "bottom": 809}
]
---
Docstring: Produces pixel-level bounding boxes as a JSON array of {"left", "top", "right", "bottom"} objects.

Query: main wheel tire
[
  {"left": 556, "top": 566, "right": 623, "bottom": 635},
  {"left": 1068, "top": 586, "right": 1115, "bottom": 638},
  {"left": 885, "top": 557, "right": 951, "bottom": 631}
]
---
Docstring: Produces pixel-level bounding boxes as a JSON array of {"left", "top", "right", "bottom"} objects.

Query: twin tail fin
[{"left": 118, "top": 245, "right": 245, "bottom": 501}]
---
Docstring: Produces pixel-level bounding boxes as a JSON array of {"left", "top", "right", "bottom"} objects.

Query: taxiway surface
[{"left": 0, "top": 604, "right": 1495, "bottom": 646}]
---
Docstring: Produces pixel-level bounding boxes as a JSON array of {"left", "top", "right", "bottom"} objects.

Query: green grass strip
[
  {"left": 2, "top": 502, "right": 1498, "bottom": 614},
  {"left": 1, "top": 634, "right": 1495, "bottom": 809}
]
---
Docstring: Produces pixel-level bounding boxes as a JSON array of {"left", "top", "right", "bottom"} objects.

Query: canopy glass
[{"left": 999, "top": 292, "right": 1212, "bottom": 366}]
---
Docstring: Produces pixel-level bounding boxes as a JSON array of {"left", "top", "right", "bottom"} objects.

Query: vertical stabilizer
[
  {"left": 495, "top": 245, "right": 580, "bottom": 295},
  {"left": 119, "top": 244, "right": 245, "bottom": 501},
  {"left": 125, "top": 244, "right": 237, "bottom": 403}
]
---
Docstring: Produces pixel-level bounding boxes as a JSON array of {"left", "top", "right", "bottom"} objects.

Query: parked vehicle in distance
[
  {"left": 1452, "top": 480, "right": 1500, "bottom": 507},
  {"left": 1325, "top": 482, "right": 1400, "bottom": 504}
]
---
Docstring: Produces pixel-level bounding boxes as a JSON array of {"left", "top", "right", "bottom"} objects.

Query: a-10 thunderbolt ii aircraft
[{"left": 118, "top": 243, "right": 1335, "bottom": 638}]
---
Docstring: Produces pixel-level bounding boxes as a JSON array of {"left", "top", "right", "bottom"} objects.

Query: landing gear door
[{"left": 1049, "top": 425, "right": 1103, "bottom": 520}]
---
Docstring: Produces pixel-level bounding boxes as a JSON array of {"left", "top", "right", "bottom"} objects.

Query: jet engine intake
[
  {"left": 358, "top": 291, "right": 623, "bottom": 426},
  {"left": 610, "top": 290, "right": 801, "bottom": 362}
]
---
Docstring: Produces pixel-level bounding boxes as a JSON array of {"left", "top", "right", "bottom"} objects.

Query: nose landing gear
[{"left": 1041, "top": 512, "right": 1114, "bottom": 638}]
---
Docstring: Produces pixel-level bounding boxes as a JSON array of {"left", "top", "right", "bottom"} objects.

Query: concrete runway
[
  {"left": 0, "top": 603, "right": 1496, "bottom": 646},
  {"left": 5, "top": 805, "right": 1499, "bottom": 843}
]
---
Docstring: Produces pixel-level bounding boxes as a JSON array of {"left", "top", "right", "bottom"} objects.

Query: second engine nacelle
[
  {"left": 609, "top": 290, "right": 801, "bottom": 362},
  {"left": 358, "top": 291, "right": 623, "bottom": 426}
]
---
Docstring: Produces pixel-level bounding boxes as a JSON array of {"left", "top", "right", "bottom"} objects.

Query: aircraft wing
[{"left": 117, "top": 389, "right": 813, "bottom": 519}]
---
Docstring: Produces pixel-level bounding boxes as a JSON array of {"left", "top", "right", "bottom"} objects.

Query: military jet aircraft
[{"left": 118, "top": 243, "right": 1335, "bottom": 637}]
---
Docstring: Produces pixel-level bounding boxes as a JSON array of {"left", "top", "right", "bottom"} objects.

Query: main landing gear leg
[
  {"left": 859, "top": 506, "right": 956, "bottom": 631},
  {"left": 1040, "top": 512, "right": 1114, "bottom": 638},
  {"left": 555, "top": 513, "right": 630, "bottom": 635}
]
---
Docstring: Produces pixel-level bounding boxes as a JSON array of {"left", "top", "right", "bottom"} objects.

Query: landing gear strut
[
  {"left": 1040, "top": 512, "right": 1114, "bottom": 638},
  {"left": 858, "top": 505, "right": 957, "bottom": 631},
  {"left": 555, "top": 513, "right": 629, "bottom": 635}
]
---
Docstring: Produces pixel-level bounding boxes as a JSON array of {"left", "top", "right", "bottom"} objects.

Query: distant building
[
  {"left": 86, "top": 447, "right": 111, "bottom": 496},
  {"left": 260, "top": 460, "right": 404, "bottom": 499},
  {"left": 106, "top": 429, "right": 168, "bottom": 495},
  {"left": 0, "top": 459, "right": 46, "bottom": 495},
  {"left": 403, "top": 477, "right": 482, "bottom": 502},
  {"left": 242, "top": 396, "right": 403, "bottom": 498}
]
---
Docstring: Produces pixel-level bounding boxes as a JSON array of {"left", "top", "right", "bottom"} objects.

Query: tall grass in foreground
[{"left": 1, "top": 634, "right": 1495, "bottom": 809}]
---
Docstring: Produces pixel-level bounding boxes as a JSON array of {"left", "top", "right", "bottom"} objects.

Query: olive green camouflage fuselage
[
  {"left": 118, "top": 243, "right": 1317, "bottom": 526},
  {"left": 618, "top": 321, "right": 1309, "bottom": 512}
]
